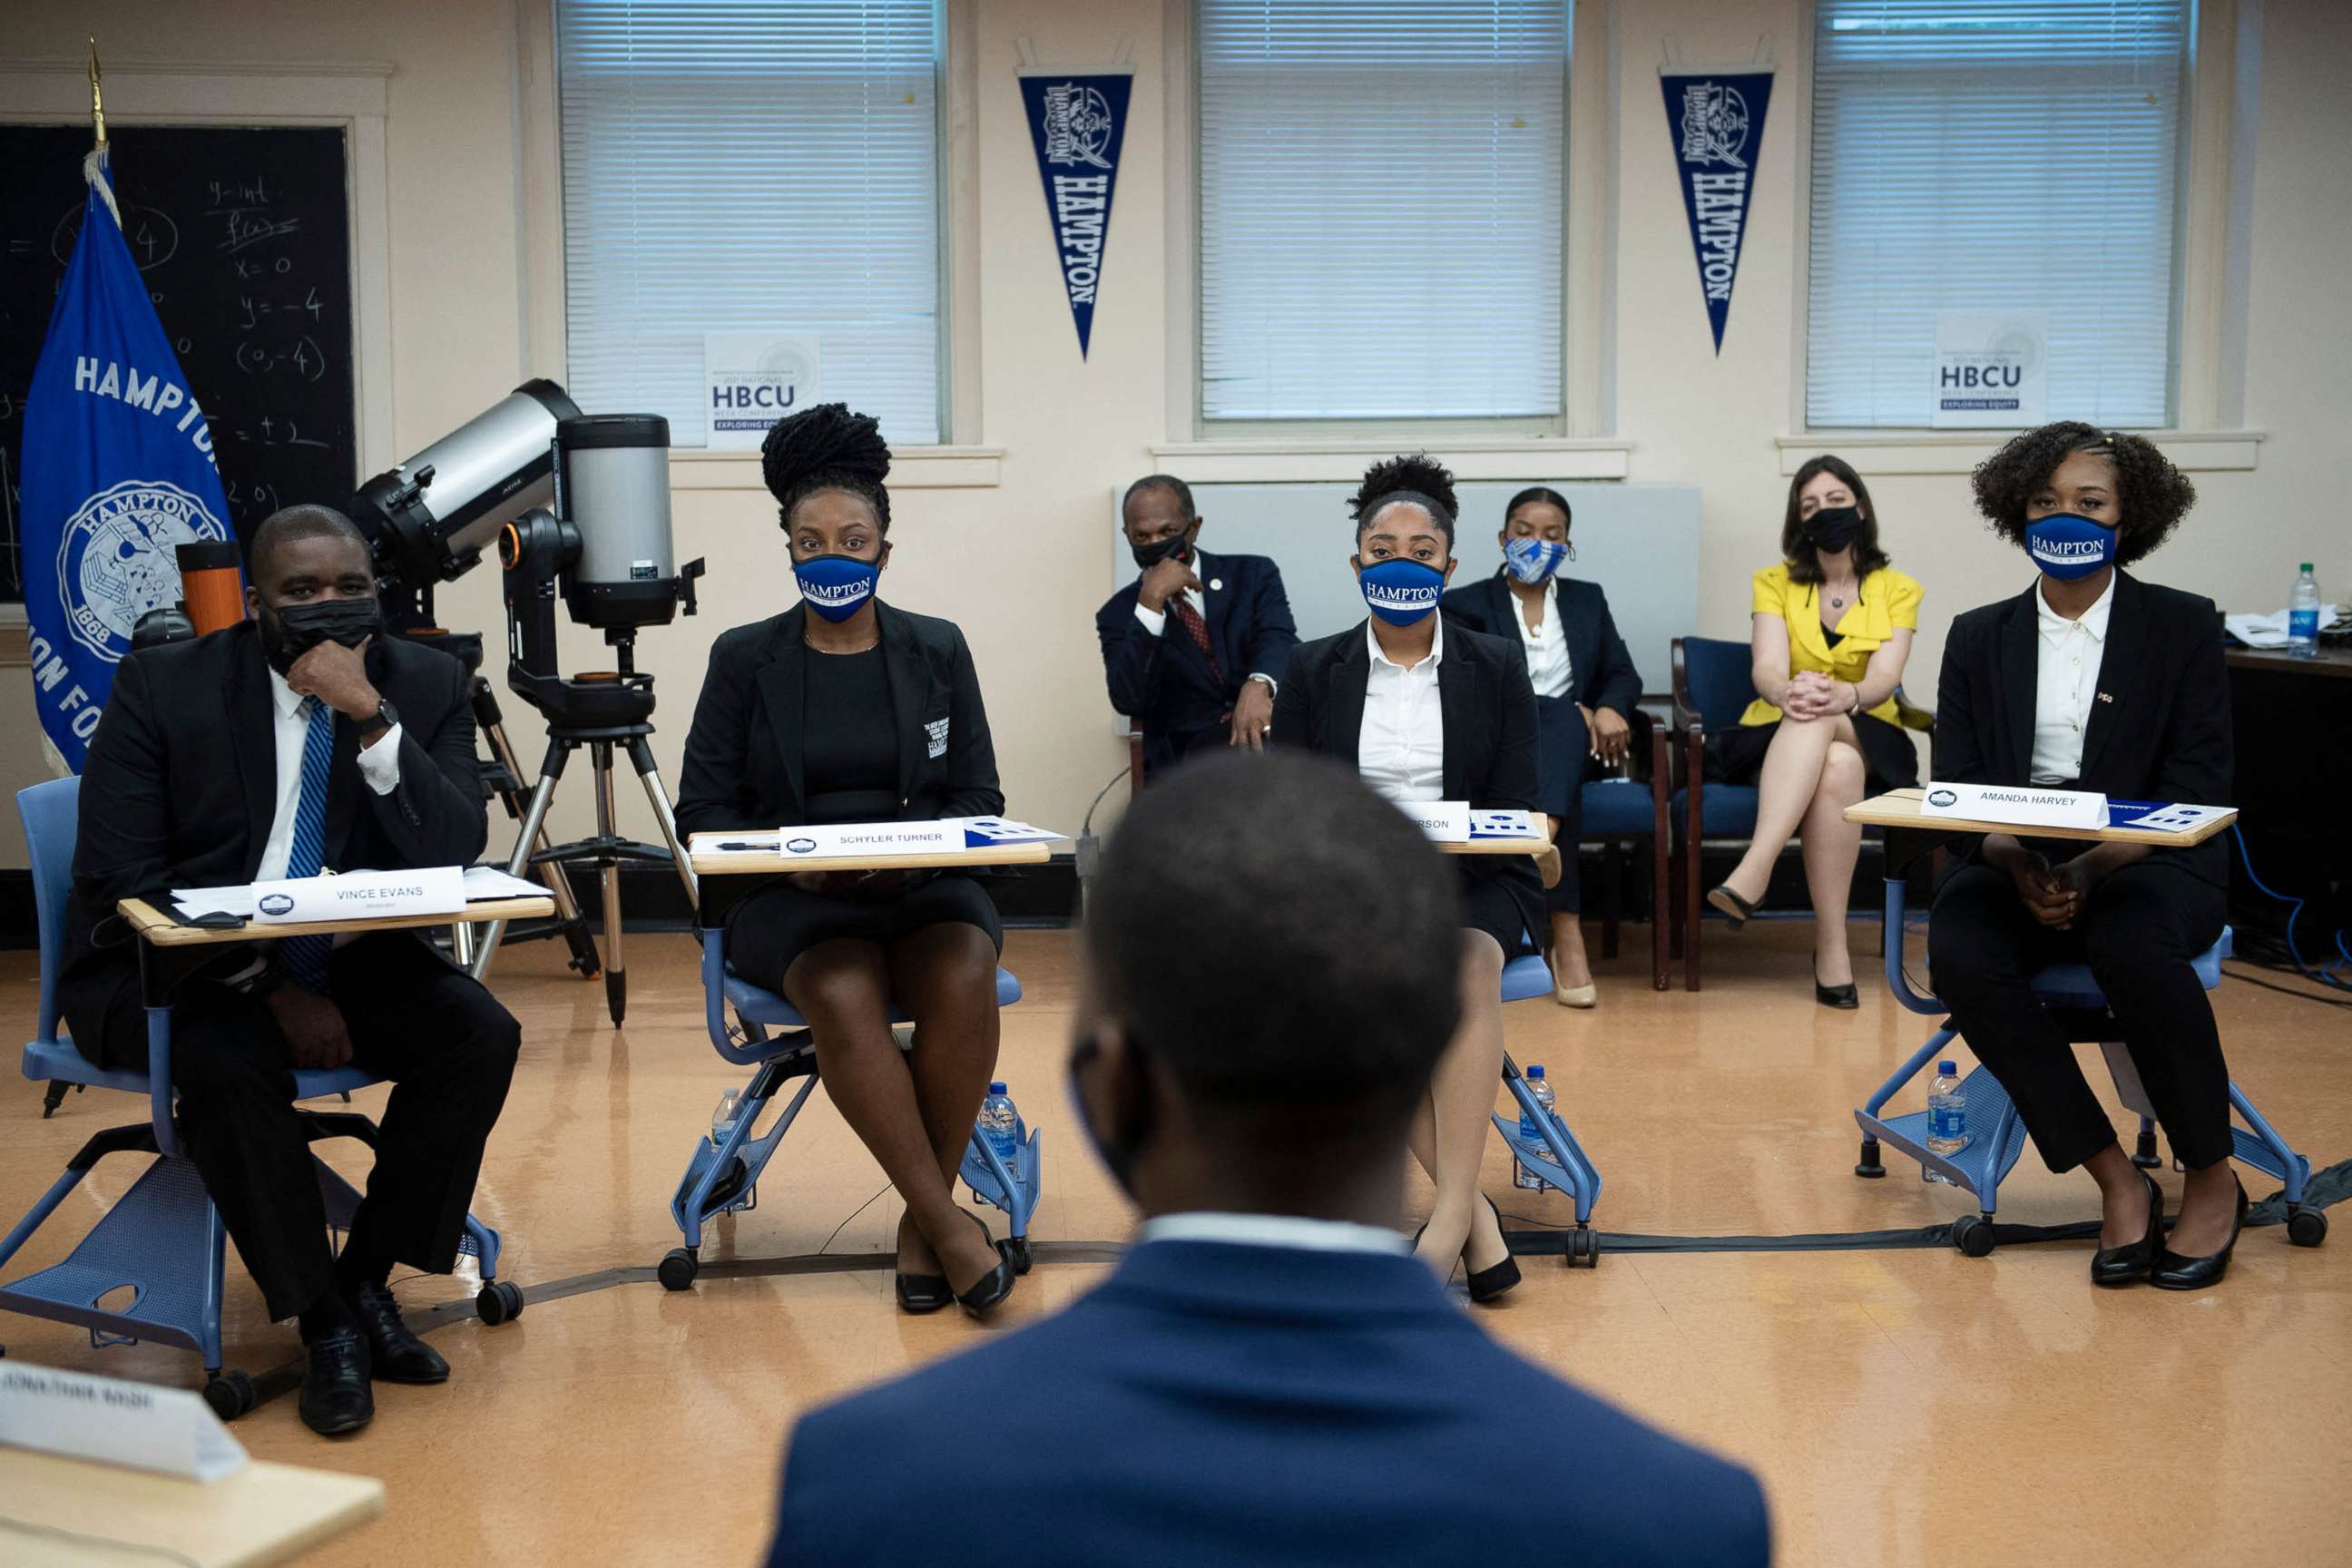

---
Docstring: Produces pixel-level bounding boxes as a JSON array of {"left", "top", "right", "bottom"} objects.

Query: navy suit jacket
[
  {"left": 1096, "top": 548, "right": 1298, "bottom": 776},
  {"left": 1440, "top": 572, "right": 1645, "bottom": 716},
  {"left": 769, "top": 1240, "right": 1770, "bottom": 1567}
]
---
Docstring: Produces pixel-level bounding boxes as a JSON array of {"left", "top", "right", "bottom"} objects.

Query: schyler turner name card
[{"left": 0, "top": 1362, "right": 248, "bottom": 1481}]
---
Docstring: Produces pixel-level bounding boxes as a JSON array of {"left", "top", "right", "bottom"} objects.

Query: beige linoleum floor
[{"left": 3, "top": 919, "right": 2347, "bottom": 1566}]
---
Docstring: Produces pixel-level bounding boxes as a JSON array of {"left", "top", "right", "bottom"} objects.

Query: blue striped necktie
[{"left": 279, "top": 696, "right": 336, "bottom": 991}]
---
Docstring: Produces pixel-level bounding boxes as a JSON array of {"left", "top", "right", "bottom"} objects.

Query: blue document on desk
[{"left": 2103, "top": 799, "right": 2233, "bottom": 835}]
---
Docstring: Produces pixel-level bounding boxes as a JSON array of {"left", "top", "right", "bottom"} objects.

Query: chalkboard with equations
[{"left": 0, "top": 123, "right": 357, "bottom": 604}]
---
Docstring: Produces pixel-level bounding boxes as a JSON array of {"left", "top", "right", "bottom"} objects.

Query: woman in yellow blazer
[{"left": 1705, "top": 456, "right": 1922, "bottom": 1005}]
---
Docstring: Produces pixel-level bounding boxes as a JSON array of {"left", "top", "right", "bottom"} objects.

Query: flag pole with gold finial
[
  {"left": 84, "top": 38, "right": 122, "bottom": 225},
  {"left": 89, "top": 37, "right": 107, "bottom": 150}
]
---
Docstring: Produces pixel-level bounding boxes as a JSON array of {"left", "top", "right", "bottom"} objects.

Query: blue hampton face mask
[
  {"left": 2024, "top": 514, "right": 2118, "bottom": 582},
  {"left": 795, "top": 554, "right": 881, "bottom": 621},
  {"left": 1504, "top": 537, "right": 1571, "bottom": 586},
  {"left": 1357, "top": 557, "right": 1447, "bottom": 626}
]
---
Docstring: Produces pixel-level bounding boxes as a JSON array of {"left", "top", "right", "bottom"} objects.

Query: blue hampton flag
[
  {"left": 1659, "top": 68, "right": 1775, "bottom": 355},
  {"left": 1018, "top": 67, "right": 1133, "bottom": 358},
  {"left": 21, "top": 152, "right": 234, "bottom": 771}
]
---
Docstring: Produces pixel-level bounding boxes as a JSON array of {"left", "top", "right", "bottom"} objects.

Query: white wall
[{"left": 5, "top": 0, "right": 2347, "bottom": 869}]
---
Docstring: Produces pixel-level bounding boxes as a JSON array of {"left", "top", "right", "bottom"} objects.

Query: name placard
[
  {"left": 250, "top": 865, "right": 467, "bottom": 925},
  {"left": 774, "top": 822, "right": 963, "bottom": 859},
  {"left": 0, "top": 1363, "right": 247, "bottom": 1481},
  {"left": 1919, "top": 782, "right": 2106, "bottom": 830},
  {"left": 1397, "top": 801, "right": 1473, "bottom": 843}
]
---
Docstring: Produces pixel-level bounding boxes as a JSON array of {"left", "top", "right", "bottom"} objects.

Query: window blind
[
  {"left": 1197, "top": 0, "right": 1568, "bottom": 422},
  {"left": 557, "top": 0, "right": 944, "bottom": 447},
  {"left": 1807, "top": 0, "right": 2188, "bottom": 429}
]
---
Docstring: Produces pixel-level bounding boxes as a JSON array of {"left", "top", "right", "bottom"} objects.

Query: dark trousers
[
  {"left": 86, "top": 932, "right": 520, "bottom": 1322},
  {"left": 1927, "top": 860, "right": 2231, "bottom": 1174},
  {"left": 1535, "top": 695, "right": 1590, "bottom": 915}
]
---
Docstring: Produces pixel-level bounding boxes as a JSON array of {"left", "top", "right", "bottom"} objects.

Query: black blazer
[
  {"left": 676, "top": 602, "right": 1004, "bottom": 838},
  {"left": 1934, "top": 571, "right": 2232, "bottom": 887},
  {"left": 1440, "top": 573, "right": 1644, "bottom": 717},
  {"left": 1096, "top": 548, "right": 1298, "bottom": 774},
  {"left": 61, "top": 621, "right": 489, "bottom": 1046},
  {"left": 1271, "top": 619, "right": 1544, "bottom": 938}
]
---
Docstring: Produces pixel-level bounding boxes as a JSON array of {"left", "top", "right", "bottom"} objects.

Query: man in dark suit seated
[
  {"left": 60, "top": 504, "right": 521, "bottom": 1437},
  {"left": 768, "top": 753, "right": 1770, "bottom": 1566},
  {"left": 1094, "top": 474, "right": 1297, "bottom": 777}
]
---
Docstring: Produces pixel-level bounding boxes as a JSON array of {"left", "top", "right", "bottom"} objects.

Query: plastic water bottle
[
  {"left": 979, "top": 1082, "right": 1020, "bottom": 1168},
  {"left": 709, "top": 1085, "right": 743, "bottom": 1147},
  {"left": 1924, "top": 1061, "right": 1967, "bottom": 1183},
  {"left": 2287, "top": 563, "right": 2321, "bottom": 660},
  {"left": 1514, "top": 1065, "right": 1555, "bottom": 1190}
]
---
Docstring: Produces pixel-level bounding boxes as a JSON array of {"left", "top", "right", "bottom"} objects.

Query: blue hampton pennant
[
  {"left": 1018, "top": 66, "right": 1134, "bottom": 358},
  {"left": 1659, "top": 68, "right": 1775, "bottom": 355}
]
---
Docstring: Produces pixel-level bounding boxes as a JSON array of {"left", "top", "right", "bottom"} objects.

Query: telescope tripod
[
  {"left": 467, "top": 720, "right": 697, "bottom": 1024},
  {"left": 455, "top": 673, "right": 602, "bottom": 980}
]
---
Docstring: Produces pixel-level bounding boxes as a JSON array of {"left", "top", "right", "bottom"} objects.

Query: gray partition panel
[{"left": 1106, "top": 483, "right": 1703, "bottom": 699}]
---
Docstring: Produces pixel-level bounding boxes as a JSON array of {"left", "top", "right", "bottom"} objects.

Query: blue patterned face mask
[
  {"left": 795, "top": 554, "right": 881, "bottom": 621},
  {"left": 1357, "top": 557, "right": 1447, "bottom": 626},
  {"left": 2024, "top": 514, "right": 2117, "bottom": 581},
  {"left": 1503, "top": 537, "right": 1571, "bottom": 586}
]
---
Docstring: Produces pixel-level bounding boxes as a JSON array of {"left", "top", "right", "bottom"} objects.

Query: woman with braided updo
[
  {"left": 677, "top": 402, "right": 1016, "bottom": 1318},
  {"left": 1272, "top": 454, "right": 1544, "bottom": 1303}
]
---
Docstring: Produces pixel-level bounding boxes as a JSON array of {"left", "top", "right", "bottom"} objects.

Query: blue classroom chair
[
  {"left": 1488, "top": 947, "right": 1605, "bottom": 1266},
  {"left": 2, "top": 778, "right": 520, "bottom": 1421},
  {"left": 1853, "top": 869, "right": 2328, "bottom": 1256},
  {"left": 663, "top": 906, "right": 1037, "bottom": 1289}
]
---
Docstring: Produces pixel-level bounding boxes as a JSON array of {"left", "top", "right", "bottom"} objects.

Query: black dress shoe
[
  {"left": 2090, "top": 1171, "right": 2165, "bottom": 1287},
  {"left": 1813, "top": 964, "right": 1859, "bottom": 1010},
  {"left": 1707, "top": 885, "right": 1758, "bottom": 929},
  {"left": 1465, "top": 1195, "right": 1522, "bottom": 1305},
  {"left": 299, "top": 1327, "right": 375, "bottom": 1436},
  {"left": 948, "top": 1210, "right": 1016, "bottom": 1319},
  {"left": 2152, "top": 1176, "right": 2249, "bottom": 1291},
  {"left": 348, "top": 1279, "right": 448, "bottom": 1385}
]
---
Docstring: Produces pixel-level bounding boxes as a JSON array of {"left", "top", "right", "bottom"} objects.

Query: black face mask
[
  {"left": 258, "top": 595, "right": 384, "bottom": 676},
  {"left": 1806, "top": 505, "right": 1864, "bottom": 553},
  {"left": 1067, "top": 1030, "right": 1152, "bottom": 1200},
  {"left": 1130, "top": 531, "right": 1192, "bottom": 573}
]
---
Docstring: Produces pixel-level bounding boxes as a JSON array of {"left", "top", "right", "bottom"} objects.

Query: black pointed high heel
[
  {"left": 2151, "top": 1175, "right": 2248, "bottom": 1291},
  {"left": 1813, "top": 962, "right": 1859, "bottom": 1010},
  {"left": 1707, "top": 885, "right": 1758, "bottom": 929},
  {"left": 2090, "top": 1170, "right": 2164, "bottom": 1288},
  {"left": 1465, "top": 1194, "right": 1522, "bottom": 1305},
  {"left": 895, "top": 1211, "right": 953, "bottom": 1314}
]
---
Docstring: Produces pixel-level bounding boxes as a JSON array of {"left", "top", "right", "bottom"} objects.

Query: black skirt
[
  {"left": 726, "top": 871, "right": 1003, "bottom": 991},
  {"left": 1704, "top": 711, "right": 1921, "bottom": 795},
  {"left": 1461, "top": 867, "right": 1540, "bottom": 960}
]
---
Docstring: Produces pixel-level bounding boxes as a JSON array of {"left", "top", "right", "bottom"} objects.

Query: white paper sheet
[
  {"left": 463, "top": 866, "right": 552, "bottom": 899},
  {"left": 2226, "top": 603, "right": 2342, "bottom": 649}
]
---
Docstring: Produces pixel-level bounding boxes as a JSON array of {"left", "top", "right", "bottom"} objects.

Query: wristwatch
[{"left": 362, "top": 697, "right": 399, "bottom": 740}]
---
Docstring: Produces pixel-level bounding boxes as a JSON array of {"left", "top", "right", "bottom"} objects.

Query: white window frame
[
  {"left": 1157, "top": 0, "right": 1627, "bottom": 480},
  {"left": 1783, "top": 0, "right": 2265, "bottom": 475},
  {"left": 516, "top": 0, "right": 998, "bottom": 488}
]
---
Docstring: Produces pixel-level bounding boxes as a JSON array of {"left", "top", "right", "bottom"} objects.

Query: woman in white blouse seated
[
  {"left": 1442, "top": 487, "right": 1646, "bottom": 1007},
  {"left": 1272, "top": 456, "right": 1543, "bottom": 1304}
]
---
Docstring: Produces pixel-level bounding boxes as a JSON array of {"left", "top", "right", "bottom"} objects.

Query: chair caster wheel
[
  {"left": 658, "top": 1248, "right": 700, "bottom": 1291},
  {"left": 1003, "top": 1237, "right": 1033, "bottom": 1277},
  {"left": 1952, "top": 1214, "right": 1996, "bottom": 1258},
  {"left": 1855, "top": 1138, "right": 1886, "bottom": 1179},
  {"left": 475, "top": 1279, "right": 525, "bottom": 1326},
  {"left": 202, "top": 1371, "right": 257, "bottom": 1422},
  {"left": 2287, "top": 1207, "right": 2328, "bottom": 1248},
  {"left": 1564, "top": 1227, "right": 1601, "bottom": 1268}
]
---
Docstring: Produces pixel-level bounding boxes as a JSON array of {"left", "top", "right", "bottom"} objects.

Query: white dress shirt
[
  {"left": 1134, "top": 1211, "right": 1410, "bottom": 1255},
  {"left": 1511, "top": 591, "right": 1574, "bottom": 700},
  {"left": 1132, "top": 554, "right": 1276, "bottom": 695},
  {"left": 1358, "top": 616, "right": 1446, "bottom": 804},
  {"left": 2029, "top": 573, "right": 2115, "bottom": 784},
  {"left": 256, "top": 667, "right": 403, "bottom": 880}
]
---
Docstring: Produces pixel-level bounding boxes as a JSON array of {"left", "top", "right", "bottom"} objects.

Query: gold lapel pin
[{"left": 2096, "top": 691, "right": 2113, "bottom": 703}]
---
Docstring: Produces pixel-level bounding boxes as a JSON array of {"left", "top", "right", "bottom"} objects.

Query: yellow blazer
[{"left": 1740, "top": 561, "right": 1922, "bottom": 727}]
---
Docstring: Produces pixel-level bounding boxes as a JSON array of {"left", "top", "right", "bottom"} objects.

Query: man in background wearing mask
[
  {"left": 767, "top": 753, "right": 1771, "bottom": 1567},
  {"left": 1095, "top": 473, "right": 1297, "bottom": 779},
  {"left": 60, "top": 504, "right": 520, "bottom": 1438}
]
